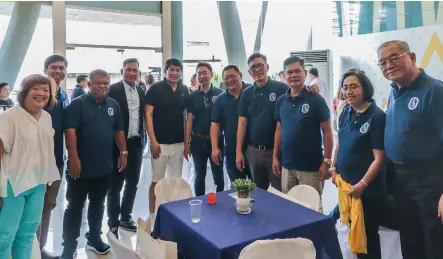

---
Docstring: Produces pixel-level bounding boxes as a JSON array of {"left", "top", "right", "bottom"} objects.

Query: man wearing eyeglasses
[
  {"left": 378, "top": 40, "right": 443, "bottom": 259},
  {"left": 210, "top": 65, "right": 252, "bottom": 182},
  {"left": 235, "top": 53, "right": 288, "bottom": 190},
  {"left": 107, "top": 58, "right": 146, "bottom": 239},
  {"left": 185, "top": 62, "right": 224, "bottom": 196}
]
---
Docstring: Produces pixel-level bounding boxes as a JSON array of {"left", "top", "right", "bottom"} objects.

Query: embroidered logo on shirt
[
  {"left": 108, "top": 107, "right": 114, "bottom": 116},
  {"left": 360, "top": 122, "right": 369, "bottom": 134},
  {"left": 212, "top": 96, "right": 217, "bottom": 103},
  {"left": 301, "top": 104, "right": 310, "bottom": 113},
  {"left": 269, "top": 93, "right": 276, "bottom": 102},
  {"left": 408, "top": 97, "right": 419, "bottom": 110}
]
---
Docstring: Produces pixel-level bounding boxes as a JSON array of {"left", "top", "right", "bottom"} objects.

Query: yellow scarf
[{"left": 336, "top": 174, "right": 367, "bottom": 254}]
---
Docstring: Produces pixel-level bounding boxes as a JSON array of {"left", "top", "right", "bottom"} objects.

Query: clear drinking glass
[{"left": 189, "top": 199, "right": 202, "bottom": 223}]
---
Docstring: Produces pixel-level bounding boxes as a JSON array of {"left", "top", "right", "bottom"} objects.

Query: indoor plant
[{"left": 231, "top": 179, "right": 256, "bottom": 214}]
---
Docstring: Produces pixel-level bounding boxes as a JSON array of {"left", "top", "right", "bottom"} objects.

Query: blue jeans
[{"left": 0, "top": 181, "right": 46, "bottom": 259}]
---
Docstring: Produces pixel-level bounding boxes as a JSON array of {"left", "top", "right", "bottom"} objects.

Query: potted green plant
[{"left": 231, "top": 179, "right": 256, "bottom": 214}]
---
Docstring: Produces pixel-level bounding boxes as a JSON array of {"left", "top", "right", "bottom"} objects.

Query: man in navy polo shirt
[
  {"left": 273, "top": 56, "right": 332, "bottom": 210},
  {"left": 378, "top": 40, "right": 443, "bottom": 259},
  {"left": 185, "top": 62, "right": 224, "bottom": 196},
  {"left": 61, "top": 69, "right": 127, "bottom": 258},
  {"left": 211, "top": 65, "right": 252, "bottom": 182},
  {"left": 38, "top": 55, "right": 70, "bottom": 259},
  {"left": 236, "top": 53, "right": 288, "bottom": 190}
]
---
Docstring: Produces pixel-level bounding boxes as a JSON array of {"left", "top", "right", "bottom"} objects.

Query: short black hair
[
  {"left": 44, "top": 55, "right": 68, "bottom": 69},
  {"left": 340, "top": 69, "right": 374, "bottom": 102},
  {"left": 222, "top": 65, "right": 240, "bottom": 76},
  {"left": 278, "top": 71, "right": 284, "bottom": 76},
  {"left": 123, "top": 58, "right": 139, "bottom": 68},
  {"left": 309, "top": 67, "right": 319, "bottom": 77},
  {"left": 0, "top": 82, "right": 8, "bottom": 89},
  {"left": 283, "top": 56, "right": 305, "bottom": 71},
  {"left": 165, "top": 58, "right": 183, "bottom": 71},
  {"left": 89, "top": 69, "right": 109, "bottom": 80},
  {"left": 247, "top": 53, "right": 267, "bottom": 65},
  {"left": 76, "top": 75, "right": 88, "bottom": 84},
  {"left": 196, "top": 62, "right": 213, "bottom": 72}
]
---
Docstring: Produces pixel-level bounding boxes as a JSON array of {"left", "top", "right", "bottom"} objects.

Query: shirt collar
[
  {"left": 225, "top": 82, "right": 247, "bottom": 98},
  {"left": 390, "top": 68, "right": 425, "bottom": 90},
  {"left": 86, "top": 93, "right": 107, "bottom": 104},
  {"left": 285, "top": 86, "right": 307, "bottom": 99},
  {"left": 122, "top": 80, "right": 136, "bottom": 91},
  {"left": 198, "top": 85, "right": 215, "bottom": 94},
  {"left": 253, "top": 77, "right": 272, "bottom": 91},
  {"left": 348, "top": 99, "right": 376, "bottom": 115}
]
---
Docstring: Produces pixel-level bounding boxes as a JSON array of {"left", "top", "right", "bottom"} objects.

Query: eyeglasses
[
  {"left": 224, "top": 74, "right": 238, "bottom": 82},
  {"left": 378, "top": 53, "right": 408, "bottom": 69},
  {"left": 341, "top": 84, "right": 362, "bottom": 94},
  {"left": 249, "top": 63, "right": 265, "bottom": 72}
]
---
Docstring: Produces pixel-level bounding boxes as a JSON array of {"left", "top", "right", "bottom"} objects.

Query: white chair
[
  {"left": 107, "top": 232, "right": 143, "bottom": 259},
  {"left": 267, "top": 185, "right": 313, "bottom": 209},
  {"left": 239, "top": 238, "right": 316, "bottom": 259},
  {"left": 287, "top": 185, "right": 321, "bottom": 212},
  {"left": 154, "top": 177, "right": 193, "bottom": 213}
]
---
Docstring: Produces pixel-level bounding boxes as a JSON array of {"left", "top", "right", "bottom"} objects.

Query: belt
[
  {"left": 250, "top": 143, "right": 273, "bottom": 151},
  {"left": 127, "top": 136, "right": 141, "bottom": 141},
  {"left": 192, "top": 132, "right": 210, "bottom": 139}
]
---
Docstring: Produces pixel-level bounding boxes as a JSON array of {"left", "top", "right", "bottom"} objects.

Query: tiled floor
[{"left": 44, "top": 157, "right": 338, "bottom": 258}]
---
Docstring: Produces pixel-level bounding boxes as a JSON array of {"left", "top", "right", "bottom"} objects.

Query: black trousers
[
  {"left": 107, "top": 137, "right": 143, "bottom": 228},
  {"left": 225, "top": 148, "right": 252, "bottom": 182},
  {"left": 62, "top": 174, "right": 111, "bottom": 251},
  {"left": 357, "top": 196, "right": 384, "bottom": 259},
  {"left": 191, "top": 136, "right": 224, "bottom": 196},
  {"left": 393, "top": 162, "right": 443, "bottom": 259}
]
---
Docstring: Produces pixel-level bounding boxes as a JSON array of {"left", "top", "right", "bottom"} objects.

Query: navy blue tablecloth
[{"left": 152, "top": 189, "right": 342, "bottom": 259}]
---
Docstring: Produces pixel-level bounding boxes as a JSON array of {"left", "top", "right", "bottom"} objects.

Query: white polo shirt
[{"left": 0, "top": 106, "right": 60, "bottom": 197}]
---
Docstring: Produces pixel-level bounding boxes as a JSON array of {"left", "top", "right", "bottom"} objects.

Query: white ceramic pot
[{"left": 236, "top": 197, "right": 251, "bottom": 214}]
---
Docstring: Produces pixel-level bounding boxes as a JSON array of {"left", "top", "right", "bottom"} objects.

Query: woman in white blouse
[{"left": 0, "top": 74, "right": 60, "bottom": 258}]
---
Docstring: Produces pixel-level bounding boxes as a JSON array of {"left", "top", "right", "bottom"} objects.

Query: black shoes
[
  {"left": 85, "top": 239, "right": 111, "bottom": 255},
  {"left": 119, "top": 219, "right": 137, "bottom": 232},
  {"left": 110, "top": 226, "right": 119, "bottom": 239}
]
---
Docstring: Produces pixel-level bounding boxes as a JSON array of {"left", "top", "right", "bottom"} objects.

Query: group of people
[{"left": 0, "top": 39, "right": 442, "bottom": 259}]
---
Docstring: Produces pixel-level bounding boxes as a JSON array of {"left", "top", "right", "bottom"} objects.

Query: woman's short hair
[
  {"left": 17, "top": 74, "right": 56, "bottom": 109},
  {"left": 340, "top": 69, "right": 374, "bottom": 102}
]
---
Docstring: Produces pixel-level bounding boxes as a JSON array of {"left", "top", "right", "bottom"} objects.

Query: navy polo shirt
[
  {"left": 337, "top": 102, "right": 386, "bottom": 197},
  {"left": 64, "top": 94, "right": 124, "bottom": 178},
  {"left": 385, "top": 69, "right": 443, "bottom": 162},
  {"left": 211, "top": 82, "right": 251, "bottom": 155},
  {"left": 45, "top": 88, "right": 69, "bottom": 169},
  {"left": 145, "top": 79, "right": 189, "bottom": 144},
  {"left": 275, "top": 87, "right": 330, "bottom": 171},
  {"left": 238, "top": 78, "right": 287, "bottom": 148},
  {"left": 186, "top": 85, "right": 223, "bottom": 134}
]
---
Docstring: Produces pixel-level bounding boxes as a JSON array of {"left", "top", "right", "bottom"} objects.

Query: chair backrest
[
  {"left": 239, "top": 238, "right": 316, "bottom": 259},
  {"left": 154, "top": 177, "right": 193, "bottom": 212},
  {"left": 107, "top": 232, "right": 143, "bottom": 259},
  {"left": 267, "top": 185, "right": 313, "bottom": 209},
  {"left": 287, "top": 185, "right": 321, "bottom": 212}
]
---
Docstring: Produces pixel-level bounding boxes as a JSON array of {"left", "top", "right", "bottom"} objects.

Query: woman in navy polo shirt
[{"left": 331, "top": 69, "right": 387, "bottom": 258}]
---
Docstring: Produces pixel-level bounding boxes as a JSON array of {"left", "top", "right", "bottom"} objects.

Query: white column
[
  {"left": 162, "top": 0, "right": 172, "bottom": 76},
  {"left": 52, "top": 0, "right": 67, "bottom": 90}
]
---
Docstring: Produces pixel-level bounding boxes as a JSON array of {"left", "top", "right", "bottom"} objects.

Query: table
[{"left": 153, "top": 189, "right": 342, "bottom": 259}]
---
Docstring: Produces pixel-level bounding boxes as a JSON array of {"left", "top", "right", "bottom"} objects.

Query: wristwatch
[
  {"left": 328, "top": 167, "right": 337, "bottom": 173},
  {"left": 323, "top": 158, "right": 332, "bottom": 165},
  {"left": 121, "top": 151, "right": 129, "bottom": 155}
]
